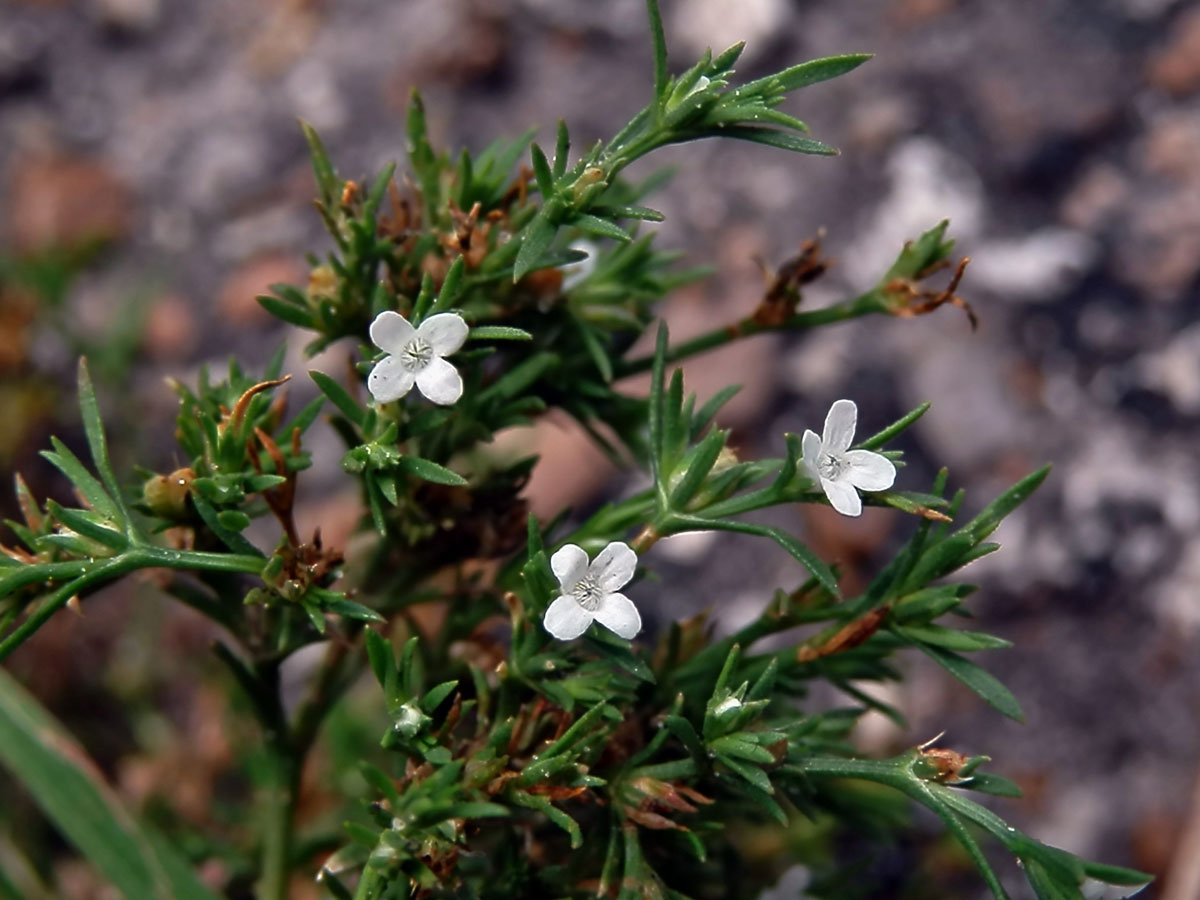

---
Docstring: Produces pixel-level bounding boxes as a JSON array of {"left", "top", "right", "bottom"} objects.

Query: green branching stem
[{"left": 0, "top": 546, "right": 264, "bottom": 662}]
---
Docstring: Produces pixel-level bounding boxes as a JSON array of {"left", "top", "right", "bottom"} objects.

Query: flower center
[
  {"left": 818, "top": 451, "right": 847, "bottom": 481},
  {"left": 400, "top": 337, "right": 433, "bottom": 371},
  {"left": 570, "top": 576, "right": 604, "bottom": 612}
]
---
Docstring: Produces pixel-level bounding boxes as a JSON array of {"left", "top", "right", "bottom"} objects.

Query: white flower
[
  {"left": 367, "top": 310, "right": 468, "bottom": 406},
  {"left": 802, "top": 399, "right": 896, "bottom": 517},
  {"left": 543, "top": 542, "right": 642, "bottom": 640}
]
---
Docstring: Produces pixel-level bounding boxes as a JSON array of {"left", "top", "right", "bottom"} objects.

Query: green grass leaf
[{"left": 0, "top": 667, "right": 220, "bottom": 900}]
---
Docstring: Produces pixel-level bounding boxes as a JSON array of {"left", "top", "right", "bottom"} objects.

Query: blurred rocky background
[{"left": 2, "top": 0, "right": 1200, "bottom": 897}]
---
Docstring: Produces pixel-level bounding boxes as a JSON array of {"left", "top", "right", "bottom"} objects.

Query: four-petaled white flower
[
  {"left": 543, "top": 542, "right": 642, "bottom": 641},
  {"left": 367, "top": 311, "right": 468, "bottom": 406},
  {"left": 802, "top": 399, "right": 896, "bottom": 517}
]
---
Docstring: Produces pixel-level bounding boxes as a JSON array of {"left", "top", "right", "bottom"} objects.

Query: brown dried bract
[
  {"left": 883, "top": 256, "right": 977, "bottom": 329},
  {"left": 751, "top": 233, "right": 831, "bottom": 327},
  {"left": 440, "top": 200, "right": 492, "bottom": 270},
  {"left": 797, "top": 606, "right": 888, "bottom": 662},
  {"left": 623, "top": 776, "right": 714, "bottom": 831},
  {"left": 918, "top": 745, "right": 971, "bottom": 783},
  {"left": 224, "top": 376, "right": 291, "bottom": 434}
]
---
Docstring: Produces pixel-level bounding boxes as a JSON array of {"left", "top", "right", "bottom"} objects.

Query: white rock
[
  {"left": 848, "top": 137, "right": 986, "bottom": 291},
  {"left": 1137, "top": 322, "right": 1200, "bottom": 414},
  {"left": 669, "top": 0, "right": 790, "bottom": 67},
  {"left": 969, "top": 228, "right": 1097, "bottom": 301}
]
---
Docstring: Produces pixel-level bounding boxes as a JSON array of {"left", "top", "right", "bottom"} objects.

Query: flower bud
[{"left": 141, "top": 467, "right": 194, "bottom": 519}]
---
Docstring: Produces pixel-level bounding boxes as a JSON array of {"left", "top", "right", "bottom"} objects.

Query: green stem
[
  {"left": 258, "top": 740, "right": 297, "bottom": 900},
  {"left": 616, "top": 295, "right": 879, "bottom": 378},
  {"left": 354, "top": 866, "right": 383, "bottom": 900},
  {"left": 253, "top": 660, "right": 297, "bottom": 900},
  {"left": 291, "top": 637, "right": 361, "bottom": 757},
  {"left": 0, "top": 559, "right": 127, "bottom": 662},
  {"left": 0, "top": 546, "right": 264, "bottom": 662}
]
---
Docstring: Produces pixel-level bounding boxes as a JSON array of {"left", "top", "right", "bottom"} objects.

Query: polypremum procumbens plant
[{"left": 0, "top": 3, "right": 1150, "bottom": 899}]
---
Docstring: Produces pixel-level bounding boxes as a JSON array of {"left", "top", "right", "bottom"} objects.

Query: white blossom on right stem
[{"left": 802, "top": 399, "right": 896, "bottom": 517}]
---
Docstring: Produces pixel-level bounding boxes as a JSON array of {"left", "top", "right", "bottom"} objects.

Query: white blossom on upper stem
[
  {"left": 543, "top": 542, "right": 642, "bottom": 641},
  {"left": 802, "top": 399, "right": 896, "bottom": 517},
  {"left": 367, "top": 310, "right": 468, "bottom": 406}
]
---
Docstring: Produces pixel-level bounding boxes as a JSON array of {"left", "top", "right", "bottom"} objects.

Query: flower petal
[
  {"left": 801, "top": 429, "right": 822, "bottom": 480},
  {"left": 414, "top": 357, "right": 463, "bottom": 405},
  {"left": 844, "top": 450, "right": 896, "bottom": 492},
  {"left": 367, "top": 355, "right": 416, "bottom": 403},
  {"left": 590, "top": 541, "right": 637, "bottom": 592},
  {"left": 416, "top": 312, "right": 469, "bottom": 356},
  {"left": 822, "top": 399, "right": 857, "bottom": 453},
  {"left": 550, "top": 544, "right": 589, "bottom": 590},
  {"left": 369, "top": 311, "right": 416, "bottom": 355},
  {"left": 822, "top": 477, "right": 862, "bottom": 517},
  {"left": 592, "top": 592, "right": 642, "bottom": 639},
  {"left": 543, "top": 594, "right": 594, "bottom": 640}
]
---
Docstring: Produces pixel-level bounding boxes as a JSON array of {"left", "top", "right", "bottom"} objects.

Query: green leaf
[
  {"left": 42, "top": 438, "right": 119, "bottom": 522},
  {"left": 857, "top": 402, "right": 931, "bottom": 450},
  {"left": 646, "top": 0, "right": 668, "bottom": 102},
  {"left": 431, "top": 257, "right": 466, "bottom": 315},
  {"left": 421, "top": 679, "right": 460, "bottom": 714},
  {"left": 530, "top": 143, "right": 555, "bottom": 197},
  {"left": 897, "top": 624, "right": 1011, "bottom": 652},
  {"left": 671, "top": 516, "right": 839, "bottom": 599},
  {"left": 963, "top": 772, "right": 1023, "bottom": 798},
  {"left": 1078, "top": 859, "right": 1153, "bottom": 888},
  {"left": 957, "top": 466, "right": 1051, "bottom": 546},
  {"left": 301, "top": 120, "right": 339, "bottom": 207},
  {"left": 665, "top": 715, "right": 706, "bottom": 765},
  {"left": 711, "top": 735, "right": 775, "bottom": 764},
  {"left": 572, "top": 214, "right": 632, "bottom": 242},
  {"left": 397, "top": 456, "right": 468, "bottom": 487},
  {"left": 553, "top": 120, "right": 570, "bottom": 178},
  {"left": 309, "top": 370, "right": 365, "bottom": 428},
  {"left": 191, "top": 495, "right": 264, "bottom": 558},
  {"left": 510, "top": 791, "right": 582, "bottom": 848},
  {"left": 514, "top": 211, "right": 557, "bottom": 281},
  {"left": 45, "top": 501, "right": 125, "bottom": 550},
  {"left": 478, "top": 352, "right": 559, "bottom": 402},
  {"left": 442, "top": 801, "right": 510, "bottom": 820},
  {"left": 711, "top": 126, "right": 838, "bottom": 156},
  {"left": 365, "top": 629, "right": 394, "bottom": 689},
  {"left": 771, "top": 53, "right": 872, "bottom": 92},
  {"left": 668, "top": 428, "right": 727, "bottom": 509},
  {"left": 717, "top": 753, "right": 773, "bottom": 794},
  {"left": 590, "top": 204, "right": 665, "bottom": 222},
  {"left": 215, "top": 509, "right": 251, "bottom": 532},
  {"left": 919, "top": 644, "right": 1024, "bottom": 721},
  {"left": 468, "top": 325, "right": 533, "bottom": 341},
  {"left": 586, "top": 632, "right": 655, "bottom": 683},
  {"left": 76, "top": 360, "right": 125, "bottom": 515},
  {"left": 256, "top": 293, "right": 314, "bottom": 328},
  {"left": 0, "top": 667, "right": 220, "bottom": 900},
  {"left": 322, "top": 596, "right": 385, "bottom": 624},
  {"left": 690, "top": 385, "right": 740, "bottom": 440}
]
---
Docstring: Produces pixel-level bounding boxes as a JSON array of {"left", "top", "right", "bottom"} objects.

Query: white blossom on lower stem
[
  {"left": 543, "top": 542, "right": 642, "bottom": 640},
  {"left": 367, "top": 310, "right": 468, "bottom": 406},
  {"left": 802, "top": 399, "right": 896, "bottom": 517}
]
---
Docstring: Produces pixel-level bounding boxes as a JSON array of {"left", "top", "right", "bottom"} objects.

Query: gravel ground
[{"left": 3, "top": 0, "right": 1200, "bottom": 896}]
